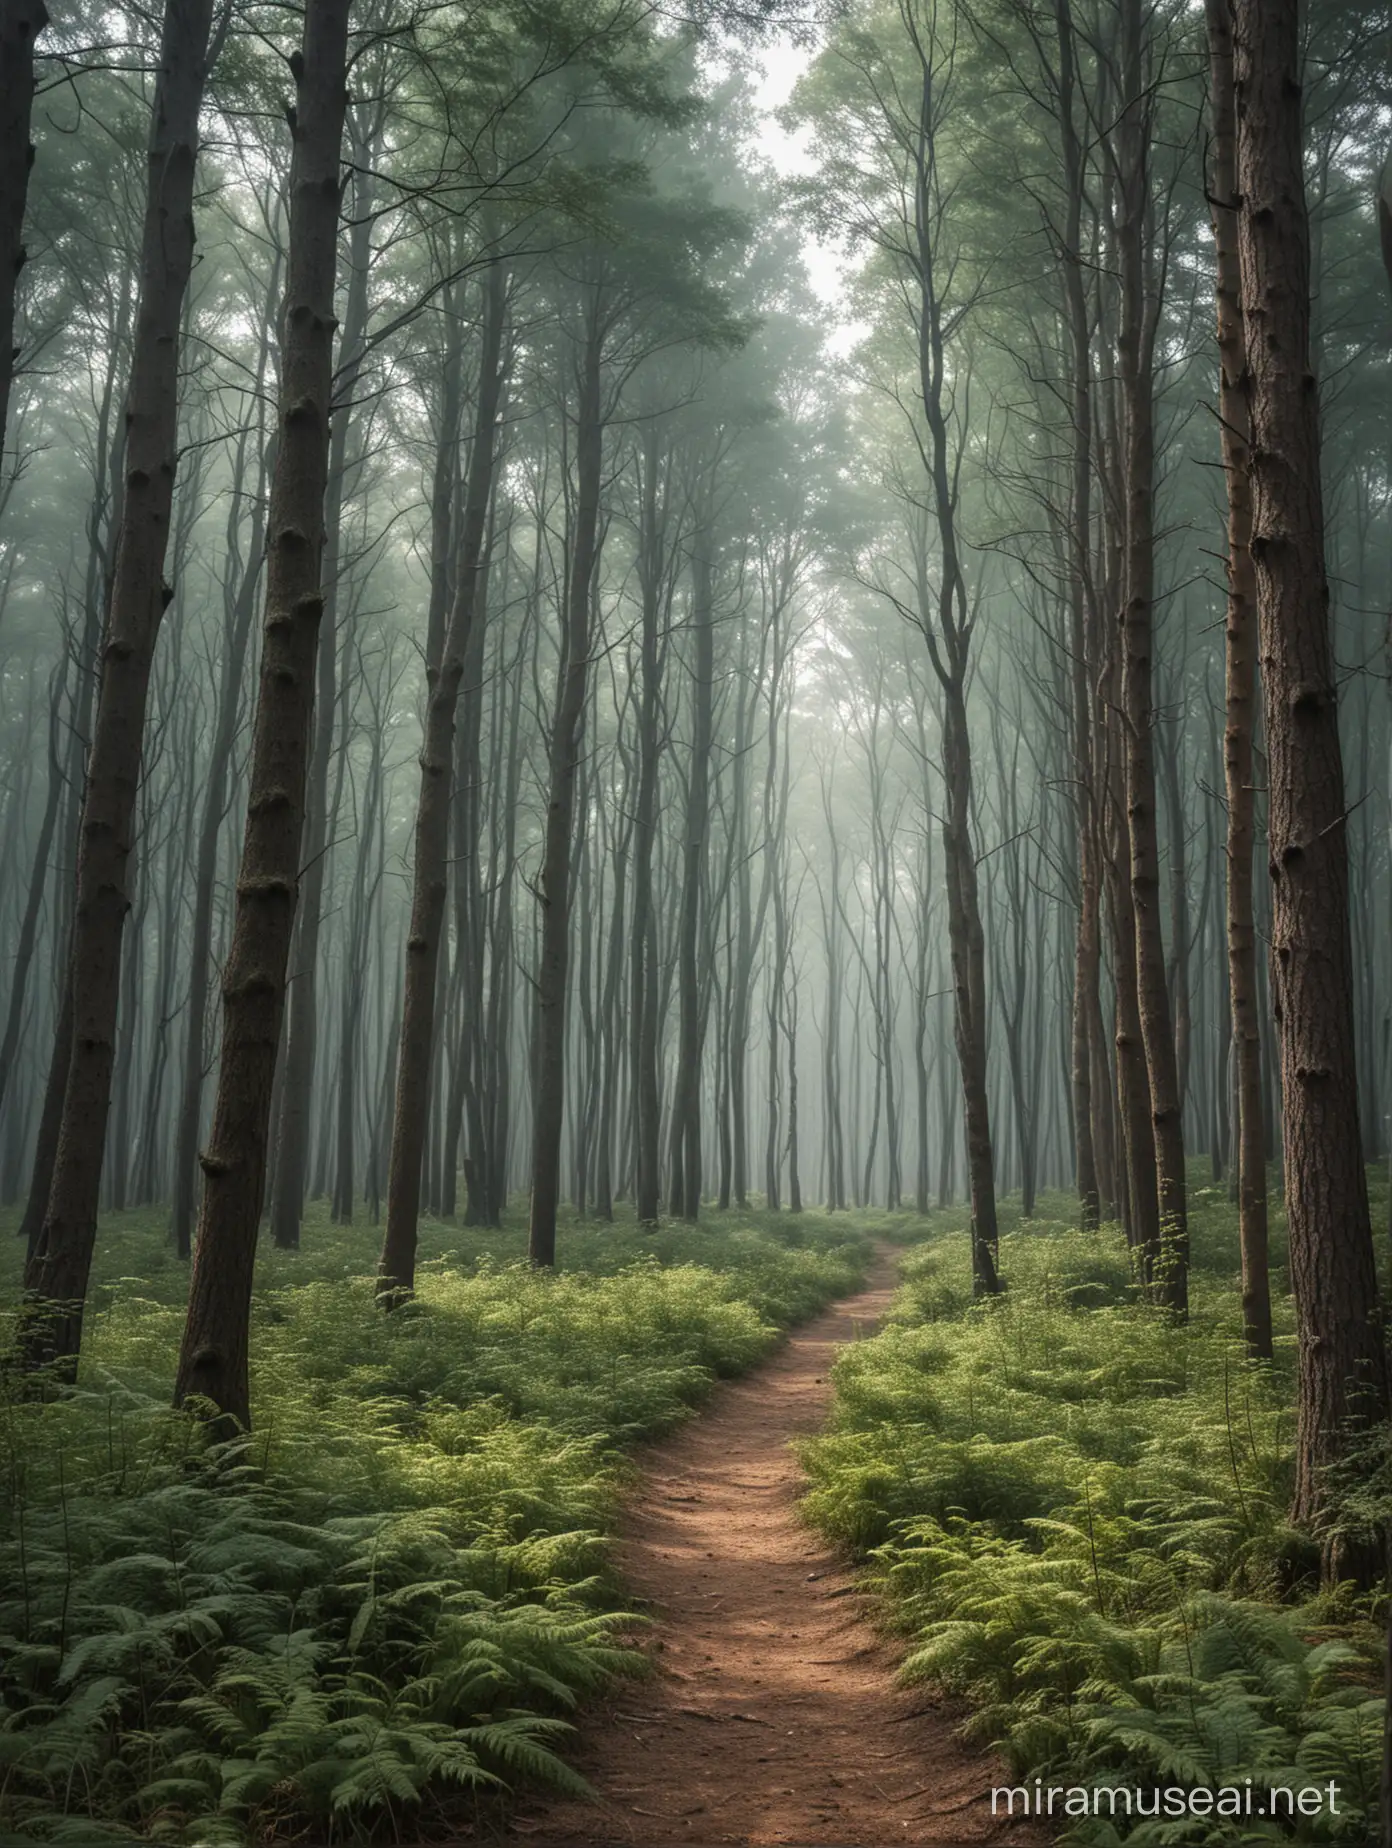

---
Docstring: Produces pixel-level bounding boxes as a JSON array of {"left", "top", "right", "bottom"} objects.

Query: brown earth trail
[{"left": 498, "top": 1245, "right": 1043, "bottom": 1847}]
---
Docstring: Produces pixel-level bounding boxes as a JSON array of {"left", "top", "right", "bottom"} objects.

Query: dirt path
[{"left": 501, "top": 1247, "right": 1042, "bottom": 1846}]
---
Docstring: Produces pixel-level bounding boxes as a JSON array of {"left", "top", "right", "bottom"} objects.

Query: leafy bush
[
  {"left": 800, "top": 1207, "right": 1383, "bottom": 1845},
  {"left": 0, "top": 1206, "right": 871, "bottom": 1843},
  {"left": 0, "top": 1465, "right": 622, "bottom": 1845}
]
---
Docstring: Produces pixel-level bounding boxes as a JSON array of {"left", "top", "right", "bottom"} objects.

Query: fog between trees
[{"left": 2, "top": 0, "right": 1391, "bottom": 1570}]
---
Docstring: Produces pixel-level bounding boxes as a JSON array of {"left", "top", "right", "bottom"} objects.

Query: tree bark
[
  {"left": 445, "top": 531, "right": 494, "bottom": 1223},
  {"left": 1159, "top": 708, "right": 1192, "bottom": 1122},
  {"left": 484, "top": 611, "right": 524, "bottom": 1225},
  {"left": 331, "top": 653, "right": 388, "bottom": 1223},
  {"left": 1233, "top": 0, "right": 1390, "bottom": 1553},
  {"left": 528, "top": 308, "right": 603, "bottom": 1267},
  {"left": 1101, "top": 610, "right": 1157, "bottom": 1257},
  {"left": 20, "top": 0, "right": 217, "bottom": 1373},
  {"left": 378, "top": 259, "right": 506, "bottom": 1299},
  {"left": 784, "top": 957, "right": 801, "bottom": 1213},
  {"left": 593, "top": 723, "right": 632, "bottom": 1222},
  {"left": 668, "top": 522, "right": 714, "bottom": 1220},
  {"left": 268, "top": 141, "right": 376, "bottom": 1250},
  {"left": 18, "top": 255, "right": 135, "bottom": 1254},
  {"left": 630, "top": 427, "right": 666, "bottom": 1223},
  {"left": 1207, "top": 0, "right": 1271, "bottom": 1361},
  {"left": 0, "top": 0, "right": 45, "bottom": 466},
  {"left": 174, "top": 0, "right": 352, "bottom": 1431},
  {"left": 908, "top": 721, "right": 933, "bottom": 1219},
  {"left": 171, "top": 248, "right": 278, "bottom": 1257},
  {"left": 940, "top": 685, "right": 998, "bottom": 1290},
  {"left": 1116, "top": 0, "right": 1187, "bottom": 1315},
  {"left": 1044, "top": 0, "right": 1105, "bottom": 1228},
  {"left": 728, "top": 669, "right": 755, "bottom": 1208},
  {"left": 911, "top": 48, "right": 998, "bottom": 1292},
  {"left": 132, "top": 745, "right": 188, "bottom": 1204},
  {"left": 0, "top": 668, "right": 63, "bottom": 1119}
]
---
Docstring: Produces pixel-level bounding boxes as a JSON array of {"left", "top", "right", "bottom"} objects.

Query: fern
[
  {"left": 0, "top": 1206, "right": 868, "bottom": 1844},
  {"left": 801, "top": 1203, "right": 1383, "bottom": 1846}
]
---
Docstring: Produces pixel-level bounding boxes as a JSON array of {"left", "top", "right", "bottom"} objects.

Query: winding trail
[{"left": 502, "top": 1247, "right": 1043, "bottom": 1846}]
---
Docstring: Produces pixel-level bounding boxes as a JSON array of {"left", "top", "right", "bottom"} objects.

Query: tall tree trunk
[
  {"left": 364, "top": 925, "right": 400, "bottom": 1225},
  {"left": 910, "top": 46, "right": 999, "bottom": 1292},
  {"left": 784, "top": 962, "right": 801, "bottom": 1213},
  {"left": 1233, "top": 0, "right": 1390, "bottom": 1562},
  {"left": 0, "top": 666, "right": 64, "bottom": 1118},
  {"left": 940, "top": 686, "right": 998, "bottom": 1291},
  {"left": 1059, "top": 48, "right": 1103, "bottom": 1224},
  {"left": 729, "top": 769, "right": 752, "bottom": 1209},
  {"left": 764, "top": 929, "right": 783, "bottom": 1209},
  {"left": 668, "top": 523, "right": 714, "bottom": 1220},
  {"left": 19, "top": 260, "right": 134, "bottom": 1256},
  {"left": 105, "top": 828, "right": 145, "bottom": 1213},
  {"left": 630, "top": 450, "right": 664, "bottom": 1224},
  {"left": 484, "top": 611, "right": 524, "bottom": 1226},
  {"left": 378, "top": 259, "right": 506, "bottom": 1300},
  {"left": 448, "top": 537, "right": 494, "bottom": 1224},
  {"left": 868, "top": 765, "right": 901, "bottom": 1212},
  {"left": 268, "top": 144, "right": 375, "bottom": 1250},
  {"left": 20, "top": 0, "right": 217, "bottom": 1374},
  {"left": 1207, "top": 0, "right": 1271, "bottom": 1360},
  {"left": 758, "top": 645, "right": 793, "bottom": 1211},
  {"left": 432, "top": 306, "right": 475, "bottom": 1220},
  {"left": 572, "top": 737, "right": 600, "bottom": 1216},
  {"left": 935, "top": 980, "right": 954, "bottom": 1206},
  {"left": 133, "top": 822, "right": 177, "bottom": 1205},
  {"left": 1116, "top": 0, "right": 1187, "bottom": 1315},
  {"left": 528, "top": 310, "right": 603, "bottom": 1267},
  {"left": 170, "top": 250, "right": 278, "bottom": 1258},
  {"left": 173, "top": 0, "right": 352, "bottom": 1431},
  {"left": 331, "top": 657, "right": 387, "bottom": 1224},
  {"left": 593, "top": 745, "right": 632, "bottom": 1222},
  {"left": 818, "top": 770, "right": 847, "bottom": 1211},
  {"left": 0, "top": 0, "right": 45, "bottom": 466},
  {"left": 1159, "top": 708, "right": 1192, "bottom": 1123},
  {"left": 424, "top": 269, "right": 465, "bottom": 668},
  {"left": 1101, "top": 613, "right": 1157, "bottom": 1256}
]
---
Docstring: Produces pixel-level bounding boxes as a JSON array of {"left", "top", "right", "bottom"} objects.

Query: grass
[
  {"left": 0, "top": 1197, "right": 872, "bottom": 1845},
  {"left": 8, "top": 1176, "right": 1386, "bottom": 1844},
  {"left": 799, "top": 1173, "right": 1387, "bottom": 1846}
]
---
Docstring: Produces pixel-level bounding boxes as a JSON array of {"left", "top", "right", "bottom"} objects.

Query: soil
[{"left": 497, "top": 1245, "right": 1045, "bottom": 1848}]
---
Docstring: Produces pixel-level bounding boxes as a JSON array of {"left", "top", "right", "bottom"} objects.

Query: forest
[{"left": 1, "top": 0, "right": 1391, "bottom": 1840}]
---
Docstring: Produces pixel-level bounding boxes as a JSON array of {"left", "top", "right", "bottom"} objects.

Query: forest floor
[{"left": 489, "top": 1246, "right": 1043, "bottom": 1848}]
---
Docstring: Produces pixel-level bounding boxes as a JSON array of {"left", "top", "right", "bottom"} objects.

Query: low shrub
[
  {"left": 800, "top": 1206, "right": 1383, "bottom": 1845},
  {"left": 0, "top": 1205, "right": 871, "bottom": 1843}
]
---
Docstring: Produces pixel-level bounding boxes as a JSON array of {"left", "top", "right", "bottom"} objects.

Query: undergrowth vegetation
[
  {"left": 0, "top": 1204, "right": 869, "bottom": 1845},
  {"left": 802, "top": 1183, "right": 1386, "bottom": 1845}
]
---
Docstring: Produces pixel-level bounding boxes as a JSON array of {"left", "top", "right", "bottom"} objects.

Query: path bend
[{"left": 502, "top": 1244, "right": 1042, "bottom": 1846}]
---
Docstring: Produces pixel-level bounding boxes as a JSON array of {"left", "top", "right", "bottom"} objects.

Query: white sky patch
[
  {"left": 750, "top": 40, "right": 816, "bottom": 176},
  {"left": 747, "top": 39, "right": 865, "bottom": 355}
]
